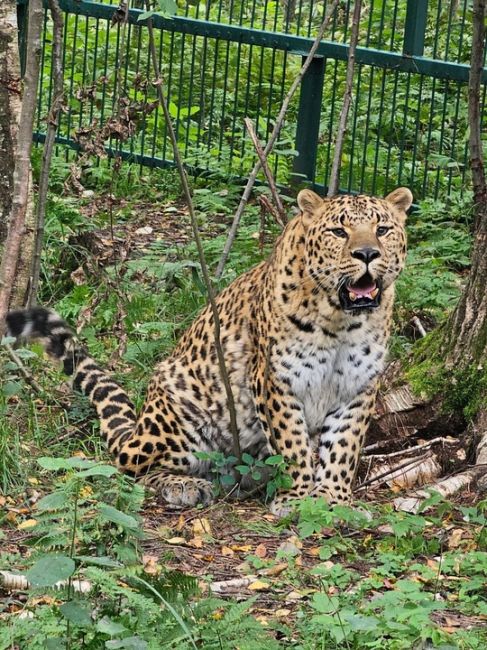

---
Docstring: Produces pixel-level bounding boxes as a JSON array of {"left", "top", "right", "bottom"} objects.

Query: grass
[{"left": 0, "top": 159, "right": 484, "bottom": 648}]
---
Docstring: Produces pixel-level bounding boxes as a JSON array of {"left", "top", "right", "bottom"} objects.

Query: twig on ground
[
  {"left": 243, "top": 118, "right": 287, "bottom": 227},
  {"left": 0, "top": 0, "right": 43, "bottom": 329},
  {"left": 412, "top": 316, "right": 427, "bottom": 338},
  {"left": 363, "top": 436, "right": 455, "bottom": 459},
  {"left": 327, "top": 0, "right": 362, "bottom": 196},
  {"left": 215, "top": 0, "right": 340, "bottom": 278},
  {"left": 144, "top": 5, "right": 241, "bottom": 462},
  {"left": 0, "top": 570, "right": 91, "bottom": 593},
  {"left": 27, "top": 0, "right": 64, "bottom": 307},
  {"left": 356, "top": 454, "right": 435, "bottom": 490}
]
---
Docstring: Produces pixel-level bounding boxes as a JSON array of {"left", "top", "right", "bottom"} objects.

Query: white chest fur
[{"left": 276, "top": 327, "right": 385, "bottom": 434}]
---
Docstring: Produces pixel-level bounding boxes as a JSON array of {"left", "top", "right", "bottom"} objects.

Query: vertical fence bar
[
  {"left": 292, "top": 54, "right": 325, "bottom": 184},
  {"left": 403, "top": 0, "right": 428, "bottom": 56}
]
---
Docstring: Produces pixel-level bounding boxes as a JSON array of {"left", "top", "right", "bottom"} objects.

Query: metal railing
[{"left": 20, "top": 0, "right": 487, "bottom": 200}]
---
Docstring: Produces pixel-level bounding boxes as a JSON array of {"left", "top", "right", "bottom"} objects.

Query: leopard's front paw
[
  {"left": 149, "top": 476, "right": 215, "bottom": 508},
  {"left": 269, "top": 491, "right": 302, "bottom": 518},
  {"left": 309, "top": 485, "right": 338, "bottom": 504}
]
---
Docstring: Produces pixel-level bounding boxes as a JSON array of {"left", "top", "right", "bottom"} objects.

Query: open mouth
[{"left": 339, "top": 273, "right": 382, "bottom": 311}]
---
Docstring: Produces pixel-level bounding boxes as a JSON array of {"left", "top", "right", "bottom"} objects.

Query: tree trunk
[
  {"left": 445, "top": 0, "right": 487, "bottom": 368},
  {"left": 0, "top": 0, "right": 42, "bottom": 328},
  {"left": 0, "top": 0, "right": 21, "bottom": 245}
]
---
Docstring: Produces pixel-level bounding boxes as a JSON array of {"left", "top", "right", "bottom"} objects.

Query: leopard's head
[{"left": 297, "top": 188, "right": 412, "bottom": 311}]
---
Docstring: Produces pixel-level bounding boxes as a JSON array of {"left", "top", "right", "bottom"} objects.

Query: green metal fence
[{"left": 22, "top": 0, "right": 487, "bottom": 200}]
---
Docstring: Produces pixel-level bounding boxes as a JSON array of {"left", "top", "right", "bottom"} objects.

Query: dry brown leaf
[
  {"left": 260, "top": 563, "right": 287, "bottom": 577},
  {"left": 254, "top": 543, "right": 267, "bottom": 558},
  {"left": 192, "top": 517, "right": 212, "bottom": 537},
  {"left": 447, "top": 528, "right": 464, "bottom": 550},
  {"left": 231, "top": 544, "right": 252, "bottom": 552},
  {"left": 176, "top": 514, "right": 185, "bottom": 531},
  {"left": 188, "top": 537, "right": 204, "bottom": 549},
  {"left": 275, "top": 608, "right": 292, "bottom": 617},
  {"left": 248, "top": 580, "right": 270, "bottom": 591},
  {"left": 221, "top": 546, "right": 234, "bottom": 556},
  {"left": 17, "top": 519, "right": 37, "bottom": 530},
  {"left": 166, "top": 536, "right": 187, "bottom": 545},
  {"left": 142, "top": 555, "right": 161, "bottom": 576},
  {"left": 307, "top": 546, "right": 321, "bottom": 557}
]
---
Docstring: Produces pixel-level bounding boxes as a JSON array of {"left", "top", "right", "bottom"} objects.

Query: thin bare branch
[
  {"left": 216, "top": 0, "right": 340, "bottom": 278},
  {"left": 244, "top": 118, "right": 287, "bottom": 228},
  {"left": 144, "top": 5, "right": 241, "bottom": 462},
  {"left": 327, "top": 0, "right": 362, "bottom": 197},
  {"left": 28, "top": 0, "right": 65, "bottom": 307}
]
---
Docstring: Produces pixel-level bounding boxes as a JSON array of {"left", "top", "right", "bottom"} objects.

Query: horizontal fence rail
[{"left": 21, "top": 0, "right": 487, "bottom": 201}]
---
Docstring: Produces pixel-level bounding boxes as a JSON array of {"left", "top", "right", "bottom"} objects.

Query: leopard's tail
[{"left": 6, "top": 308, "right": 137, "bottom": 455}]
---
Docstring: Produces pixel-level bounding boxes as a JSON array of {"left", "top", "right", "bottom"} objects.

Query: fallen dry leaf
[
  {"left": 254, "top": 543, "right": 267, "bottom": 558},
  {"left": 447, "top": 528, "right": 464, "bottom": 550},
  {"left": 248, "top": 580, "right": 270, "bottom": 591},
  {"left": 17, "top": 519, "right": 37, "bottom": 530},
  {"left": 275, "top": 608, "right": 292, "bottom": 617},
  {"left": 221, "top": 546, "right": 234, "bottom": 556},
  {"left": 260, "top": 563, "right": 287, "bottom": 577},
  {"left": 142, "top": 555, "right": 161, "bottom": 576},
  {"left": 192, "top": 517, "right": 212, "bottom": 537},
  {"left": 188, "top": 537, "right": 204, "bottom": 549},
  {"left": 165, "top": 536, "right": 187, "bottom": 545}
]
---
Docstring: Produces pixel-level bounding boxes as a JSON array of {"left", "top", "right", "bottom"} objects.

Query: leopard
[{"left": 6, "top": 187, "right": 412, "bottom": 516}]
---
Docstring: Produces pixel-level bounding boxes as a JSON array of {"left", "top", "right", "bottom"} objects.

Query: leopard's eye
[
  {"left": 376, "top": 226, "right": 391, "bottom": 236},
  {"left": 328, "top": 228, "right": 348, "bottom": 238}
]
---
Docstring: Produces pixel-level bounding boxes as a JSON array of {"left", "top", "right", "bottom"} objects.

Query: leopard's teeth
[
  {"left": 349, "top": 292, "right": 357, "bottom": 301},
  {"left": 370, "top": 288, "right": 379, "bottom": 299}
]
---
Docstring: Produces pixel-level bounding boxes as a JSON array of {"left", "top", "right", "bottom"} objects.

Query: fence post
[
  {"left": 403, "top": 0, "right": 428, "bottom": 56},
  {"left": 16, "top": 0, "right": 29, "bottom": 76},
  {"left": 292, "top": 55, "right": 325, "bottom": 185}
]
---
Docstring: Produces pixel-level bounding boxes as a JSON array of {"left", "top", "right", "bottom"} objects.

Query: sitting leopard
[{"left": 7, "top": 187, "right": 412, "bottom": 516}]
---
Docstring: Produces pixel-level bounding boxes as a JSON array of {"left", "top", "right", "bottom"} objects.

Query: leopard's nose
[{"left": 351, "top": 247, "right": 381, "bottom": 264}]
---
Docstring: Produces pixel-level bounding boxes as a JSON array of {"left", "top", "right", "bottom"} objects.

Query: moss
[{"left": 404, "top": 327, "right": 487, "bottom": 421}]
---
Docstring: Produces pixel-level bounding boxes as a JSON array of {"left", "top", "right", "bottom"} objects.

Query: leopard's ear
[
  {"left": 385, "top": 187, "right": 413, "bottom": 216},
  {"left": 297, "top": 189, "right": 324, "bottom": 226},
  {"left": 297, "top": 189, "right": 323, "bottom": 214}
]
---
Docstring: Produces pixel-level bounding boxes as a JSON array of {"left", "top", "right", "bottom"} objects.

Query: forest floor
[{"left": 1, "top": 168, "right": 486, "bottom": 648}]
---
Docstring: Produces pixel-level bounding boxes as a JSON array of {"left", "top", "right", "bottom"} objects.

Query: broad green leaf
[
  {"left": 37, "top": 457, "right": 93, "bottom": 471},
  {"left": 36, "top": 491, "right": 69, "bottom": 511},
  {"left": 26, "top": 554, "right": 75, "bottom": 587},
  {"left": 265, "top": 455, "right": 284, "bottom": 466},
  {"left": 96, "top": 616, "right": 127, "bottom": 636},
  {"left": 59, "top": 601, "right": 92, "bottom": 627},
  {"left": 98, "top": 504, "right": 139, "bottom": 530},
  {"left": 77, "top": 464, "right": 118, "bottom": 478}
]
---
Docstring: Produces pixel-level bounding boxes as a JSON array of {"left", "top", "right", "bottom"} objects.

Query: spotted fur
[{"left": 7, "top": 188, "right": 412, "bottom": 515}]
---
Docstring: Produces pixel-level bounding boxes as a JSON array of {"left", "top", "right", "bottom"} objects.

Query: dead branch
[
  {"left": 243, "top": 118, "right": 287, "bottom": 228},
  {"left": 215, "top": 0, "right": 340, "bottom": 278},
  {"left": 327, "top": 0, "right": 362, "bottom": 196},
  {"left": 356, "top": 454, "right": 435, "bottom": 491},
  {"left": 209, "top": 576, "right": 255, "bottom": 594},
  {"left": 144, "top": 4, "right": 241, "bottom": 462},
  {"left": 27, "top": 0, "right": 65, "bottom": 307},
  {"left": 0, "top": 570, "right": 91, "bottom": 593},
  {"left": 365, "top": 453, "right": 442, "bottom": 490},
  {"left": 0, "top": 0, "right": 43, "bottom": 330},
  {"left": 363, "top": 436, "right": 456, "bottom": 460}
]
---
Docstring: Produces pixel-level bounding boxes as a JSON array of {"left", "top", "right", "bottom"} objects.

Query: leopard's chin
[{"left": 338, "top": 273, "right": 382, "bottom": 311}]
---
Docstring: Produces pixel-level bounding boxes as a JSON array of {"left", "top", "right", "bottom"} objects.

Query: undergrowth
[{"left": 1, "top": 160, "right": 483, "bottom": 648}]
